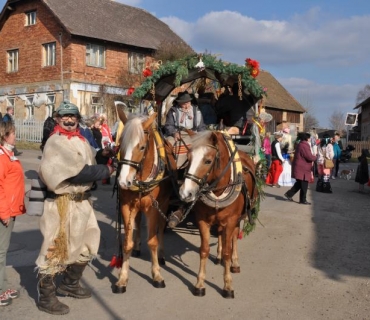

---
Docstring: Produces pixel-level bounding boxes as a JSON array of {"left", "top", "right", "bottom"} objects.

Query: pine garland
[{"left": 132, "top": 54, "right": 265, "bottom": 99}]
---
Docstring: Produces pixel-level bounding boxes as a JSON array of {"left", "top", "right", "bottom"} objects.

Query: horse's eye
[
  {"left": 140, "top": 146, "right": 145, "bottom": 151},
  {"left": 205, "top": 159, "right": 212, "bottom": 165}
]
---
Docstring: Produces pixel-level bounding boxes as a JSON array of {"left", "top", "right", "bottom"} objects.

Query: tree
[
  {"left": 304, "top": 113, "right": 319, "bottom": 132},
  {"left": 328, "top": 110, "right": 346, "bottom": 134},
  {"left": 356, "top": 84, "right": 370, "bottom": 105}
]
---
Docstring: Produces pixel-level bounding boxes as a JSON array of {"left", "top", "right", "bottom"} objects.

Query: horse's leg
[
  {"left": 132, "top": 211, "right": 142, "bottom": 257},
  {"left": 215, "top": 225, "right": 222, "bottom": 265},
  {"left": 114, "top": 205, "right": 136, "bottom": 293},
  {"left": 194, "top": 219, "right": 210, "bottom": 297},
  {"left": 157, "top": 209, "right": 166, "bottom": 266},
  {"left": 230, "top": 227, "right": 241, "bottom": 273},
  {"left": 221, "top": 222, "right": 235, "bottom": 298},
  {"left": 146, "top": 209, "right": 165, "bottom": 288}
]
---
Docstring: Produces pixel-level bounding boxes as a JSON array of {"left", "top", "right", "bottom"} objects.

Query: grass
[{"left": 17, "top": 141, "right": 40, "bottom": 150}]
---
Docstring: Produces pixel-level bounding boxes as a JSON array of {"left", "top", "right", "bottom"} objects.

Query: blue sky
[{"left": 2, "top": 0, "right": 370, "bottom": 127}]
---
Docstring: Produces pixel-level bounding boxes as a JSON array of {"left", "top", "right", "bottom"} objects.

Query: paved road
[{"left": 2, "top": 150, "right": 369, "bottom": 320}]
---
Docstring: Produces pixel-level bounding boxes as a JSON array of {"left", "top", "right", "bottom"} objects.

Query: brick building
[{"left": 0, "top": 0, "right": 189, "bottom": 121}]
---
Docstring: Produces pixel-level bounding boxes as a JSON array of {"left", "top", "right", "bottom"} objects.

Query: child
[{"left": 355, "top": 149, "right": 369, "bottom": 193}]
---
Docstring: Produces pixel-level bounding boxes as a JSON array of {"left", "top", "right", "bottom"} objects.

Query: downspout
[{"left": 59, "top": 31, "right": 64, "bottom": 99}]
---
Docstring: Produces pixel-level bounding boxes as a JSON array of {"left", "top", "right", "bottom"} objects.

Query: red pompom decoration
[{"left": 142, "top": 68, "right": 152, "bottom": 77}]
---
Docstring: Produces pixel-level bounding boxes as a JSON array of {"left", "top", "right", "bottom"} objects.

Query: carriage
[{"left": 112, "top": 53, "right": 267, "bottom": 297}]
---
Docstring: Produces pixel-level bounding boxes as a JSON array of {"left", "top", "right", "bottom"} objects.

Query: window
[
  {"left": 43, "top": 42, "right": 56, "bottom": 66},
  {"left": 7, "top": 97, "right": 15, "bottom": 108},
  {"left": 91, "top": 96, "right": 104, "bottom": 115},
  {"left": 25, "top": 11, "right": 37, "bottom": 26},
  {"left": 7, "top": 49, "right": 19, "bottom": 72},
  {"left": 25, "top": 96, "right": 34, "bottom": 119},
  {"left": 86, "top": 44, "right": 105, "bottom": 68},
  {"left": 128, "top": 52, "right": 145, "bottom": 74},
  {"left": 45, "top": 94, "right": 55, "bottom": 118}
]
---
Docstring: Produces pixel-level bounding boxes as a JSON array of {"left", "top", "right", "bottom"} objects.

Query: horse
[
  {"left": 113, "top": 108, "right": 176, "bottom": 293},
  {"left": 179, "top": 130, "right": 259, "bottom": 298}
]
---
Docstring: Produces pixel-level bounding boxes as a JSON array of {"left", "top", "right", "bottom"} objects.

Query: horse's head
[
  {"left": 117, "top": 112, "right": 157, "bottom": 189},
  {"left": 179, "top": 131, "right": 220, "bottom": 202}
]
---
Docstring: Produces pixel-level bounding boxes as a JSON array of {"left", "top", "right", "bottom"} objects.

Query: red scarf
[{"left": 51, "top": 124, "right": 86, "bottom": 141}]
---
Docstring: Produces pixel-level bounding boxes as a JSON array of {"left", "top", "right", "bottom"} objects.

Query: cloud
[{"left": 162, "top": 10, "right": 370, "bottom": 68}]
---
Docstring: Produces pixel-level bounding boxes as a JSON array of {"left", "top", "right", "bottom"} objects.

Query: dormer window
[{"left": 25, "top": 11, "right": 37, "bottom": 26}]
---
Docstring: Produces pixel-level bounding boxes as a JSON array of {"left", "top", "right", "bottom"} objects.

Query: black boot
[
  {"left": 57, "top": 263, "right": 92, "bottom": 299},
  {"left": 322, "top": 181, "right": 333, "bottom": 193},
  {"left": 37, "top": 274, "right": 70, "bottom": 315}
]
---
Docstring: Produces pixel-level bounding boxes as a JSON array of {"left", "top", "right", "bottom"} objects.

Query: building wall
[
  {"left": 0, "top": 0, "right": 148, "bottom": 120},
  {"left": 360, "top": 104, "right": 370, "bottom": 141}
]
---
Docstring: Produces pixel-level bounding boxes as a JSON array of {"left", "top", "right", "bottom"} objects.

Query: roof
[
  {"left": 1, "top": 0, "right": 188, "bottom": 50},
  {"left": 256, "top": 70, "right": 306, "bottom": 113},
  {"left": 354, "top": 95, "right": 370, "bottom": 109}
]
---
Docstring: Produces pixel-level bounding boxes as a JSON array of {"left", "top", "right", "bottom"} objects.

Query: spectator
[
  {"left": 36, "top": 100, "right": 114, "bottom": 315},
  {"left": 91, "top": 116, "right": 103, "bottom": 149},
  {"left": 99, "top": 114, "right": 113, "bottom": 148},
  {"left": 284, "top": 132, "right": 317, "bottom": 205},
  {"left": 2, "top": 107, "right": 22, "bottom": 156},
  {"left": 0, "top": 121, "right": 26, "bottom": 307},
  {"left": 265, "top": 132, "right": 285, "bottom": 187},
  {"left": 332, "top": 132, "right": 342, "bottom": 179},
  {"left": 355, "top": 148, "right": 369, "bottom": 194},
  {"left": 262, "top": 131, "right": 272, "bottom": 169},
  {"left": 40, "top": 111, "right": 58, "bottom": 152},
  {"left": 316, "top": 134, "right": 334, "bottom": 193}
]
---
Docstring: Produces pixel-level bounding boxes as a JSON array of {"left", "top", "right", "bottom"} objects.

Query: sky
[{"left": 2, "top": 0, "right": 370, "bottom": 127}]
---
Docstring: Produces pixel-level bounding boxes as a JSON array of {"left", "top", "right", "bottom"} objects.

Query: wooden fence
[
  {"left": 15, "top": 119, "right": 44, "bottom": 143},
  {"left": 347, "top": 140, "right": 370, "bottom": 158}
]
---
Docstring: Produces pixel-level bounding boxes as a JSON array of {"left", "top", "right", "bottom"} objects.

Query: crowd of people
[{"left": 264, "top": 127, "right": 370, "bottom": 203}]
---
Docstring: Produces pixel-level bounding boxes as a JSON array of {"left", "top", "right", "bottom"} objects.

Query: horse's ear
[
  {"left": 211, "top": 132, "right": 218, "bottom": 145},
  {"left": 115, "top": 101, "right": 128, "bottom": 124},
  {"left": 143, "top": 112, "right": 157, "bottom": 130}
]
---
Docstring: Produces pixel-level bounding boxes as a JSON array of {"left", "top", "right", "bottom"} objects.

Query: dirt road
[{"left": 3, "top": 150, "right": 370, "bottom": 320}]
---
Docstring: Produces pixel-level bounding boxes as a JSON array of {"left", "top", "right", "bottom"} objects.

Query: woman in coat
[
  {"left": 316, "top": 134, "right": 334, "bottom": 193},
  {"left": 284, "top": 132, "right": 317, "bottom": 205}
]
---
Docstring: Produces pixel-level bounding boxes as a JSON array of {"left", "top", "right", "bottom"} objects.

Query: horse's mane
[
  {"left": 120, "top": 114, "right": 151, "bottom": 152},
  {"left": 191, "top": 131, "right": 213, "bottom": 150}
]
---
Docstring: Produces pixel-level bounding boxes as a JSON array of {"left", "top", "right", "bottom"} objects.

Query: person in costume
[
  {"left": 164, "top": 92, "right": 206, "bottom": 140},
  {"left": 266, "top": 132, "right": 285, "bottom": 187},
  {"left": 36, "top": 101, "right": 115, "bottom": 315},
  {"left": 284, "top": 132, "right": 317, "bottom": 205},
  {"left": 0, "top": 121, "right": 26, "bottom": 307},
  {"left": 278, "top": 127, "right": 296, "bottom": 187}
]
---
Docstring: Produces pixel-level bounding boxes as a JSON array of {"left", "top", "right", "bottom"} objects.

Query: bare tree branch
[{"left": 328, "top": 110, "right": 346, "bottom": 134}]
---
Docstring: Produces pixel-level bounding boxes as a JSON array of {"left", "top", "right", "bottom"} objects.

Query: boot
[
  {"left": 322, "top": 181, "right": 333, "bottom": 193},
  {"left": 57, "top": 263, "right": 92, "bottom": 299},
  {"left": 37, "top": 274, "right": 70, "bottom": 315},
  {"left": 168, "top": 207, "right": 185, "bottom": 229}
]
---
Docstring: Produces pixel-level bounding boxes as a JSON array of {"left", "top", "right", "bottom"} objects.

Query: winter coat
[
  {"left": 355, "top": 154, "right": 369, "bottom": 184},
  {"left": 291, "top": 141, "right": 317, "bottom": 181},
  {"left": 317, "top": 143, "right": 334, "bottom": 164}
]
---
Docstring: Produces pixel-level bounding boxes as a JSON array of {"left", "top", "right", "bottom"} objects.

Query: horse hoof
[
  {"left": 222, "top": 290, "right": 234, "bottom": 299},
  {"left": 113, "top": 285, "right": 126, "bottom": 294},
  {"left": 193, "top": 287, "right": 206, "bottom": 297},
  {"left": 132, "top": 250, "right": 141, "bottom": 257},
  {"left": 153, "top": 280, "right": 166, "bottom": 288},
  {"left": 159, "top": 257, "right": 166, "bottom": 265},
  {"left": 215, "top": 258, "right": 222, "bottom": 265},
  {"left": 230, "top": 266, "right": 240, "bottom": 273}
]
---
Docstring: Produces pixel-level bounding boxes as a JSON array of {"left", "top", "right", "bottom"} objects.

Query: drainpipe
[{"left": 59, "top": 31, "right": 64, "bottom": 99}]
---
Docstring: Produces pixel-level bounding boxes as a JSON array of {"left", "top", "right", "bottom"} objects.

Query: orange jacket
[{"left": 0, "top": 146, "right": 26, "bottom": 219}]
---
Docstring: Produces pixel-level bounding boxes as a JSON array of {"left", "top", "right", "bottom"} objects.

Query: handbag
[{"left": 324, "top": 158, "right": 334, "bottom": 169}]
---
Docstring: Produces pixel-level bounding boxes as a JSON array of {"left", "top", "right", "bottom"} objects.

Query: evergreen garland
[{"left": 133, "top": 54, "right": 265, "bottom": 99}]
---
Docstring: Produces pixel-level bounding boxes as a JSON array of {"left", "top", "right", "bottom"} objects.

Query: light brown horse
[
  {"left": 113, "top": 108, "right": 176, "bottom": 293},
  {"left": 179, "top": 130, "right": 258, "bottom": 298}
]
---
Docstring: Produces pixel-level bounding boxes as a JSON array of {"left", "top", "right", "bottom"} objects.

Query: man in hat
[
  {"left": 164, "top": 92, "right": 206, "bottom": 140},
  {"left": 36, "top": 100, "right": 115, "bottom": 315},
  {"left": 266, "top": 131, "right": 285, "bottom": 187}
]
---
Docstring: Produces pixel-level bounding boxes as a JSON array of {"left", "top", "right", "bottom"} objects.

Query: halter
[{"left": 117, "top": 127, "right": 168, "bottom": 193}]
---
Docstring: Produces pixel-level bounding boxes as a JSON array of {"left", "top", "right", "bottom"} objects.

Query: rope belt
[{"left": 46, "top": 191, "right": 91, "bottom": 202}]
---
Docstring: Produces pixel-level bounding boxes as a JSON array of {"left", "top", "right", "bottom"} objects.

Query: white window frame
[
  {"left": 25, "top": 11, "right": 37, "bottom": 26},
  {"left": 128, "top": 52, "right": 145, "bottom": 74},
  {"left": 91, "top": 96, "right": 105, "bottom": 115},
  {"left": 45, "top": 94, "right": 56, "bottom": 118},
  {"left": 86, "top": 44, "right": 105, "bottom": 68},
  {"left": 43, "top": 42, "right": 56, "bottom": 67},
  {"left": 7, "top": 49, "right": 19, "bottom": 72},
  {"left": 25, "top": 95, "right": 35, "bottom": 120}
]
